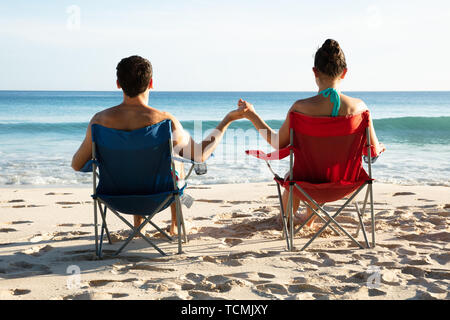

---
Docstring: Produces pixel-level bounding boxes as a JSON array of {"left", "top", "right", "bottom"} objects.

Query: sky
[{"left": 0, "top": 0, "right": 449, "bottom": 91}]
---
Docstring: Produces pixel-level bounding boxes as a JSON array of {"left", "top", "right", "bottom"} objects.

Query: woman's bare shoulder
[
  {"left": 291, "top": 95, "right": 321, "bottom": 113},
  {"left": 341, "top": 94, "right": 369, "bottom": 113}
]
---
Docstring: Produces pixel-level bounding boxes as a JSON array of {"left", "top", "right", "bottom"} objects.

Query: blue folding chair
[{"left": 81, "top": 119, "right": 205, "bottom": 257}]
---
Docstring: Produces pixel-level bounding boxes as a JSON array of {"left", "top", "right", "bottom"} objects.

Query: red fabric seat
[{"left": 247, "top": 110, "right": 376, "bottom": 203}]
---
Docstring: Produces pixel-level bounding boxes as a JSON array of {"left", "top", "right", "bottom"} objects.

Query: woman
[{"left": 238, "top": 39, "right": 386, "bottom": 228}]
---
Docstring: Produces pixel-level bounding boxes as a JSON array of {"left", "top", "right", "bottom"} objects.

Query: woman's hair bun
[
  {"left": 322, "top": 39, "right": 340, "bottom": 55},
  {"left": 314, "top": 39, "right": 347, "bottom": 78}
]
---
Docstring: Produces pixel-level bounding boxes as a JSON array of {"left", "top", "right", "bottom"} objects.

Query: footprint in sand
[
  {"left": 228, "top": 200, "right": 254, "bottom": 205},
  {"left": 56, "top": 201, "right": 82, "bottom": 205},
  {"left": 203, "top": 250, "right": 279, "bottom": 267},
  {"left": 58, "top": 248, "right": 122, "bottom": 263},
  {"left": 252, "top": 206, "right": 273, "bottom": 214},
  {"left": 182, "top": 273, "right": 205, "bottom": 283},
  {"left": 196, "top": 199, "right": 225, "bottom": 204},
  {"left": 393, "top": 192, "right": 416, "bottom": 196},
  {"left": 221, "top": 238, "right": 243, "bottom": 247},
  {"left": 258, "top": 273, "right": 276, "bottom": 279},
  {"left": 20, "top": 245, "right": 53, "bottom": 257},
  {"left": 231, "top": 212, "right": 252, "bottom": 218},
  {"left": 28, "top": 231, "right": 91, "bottom": 243},
  {"left": 63, "top": 292, "right": 128, "bottom": 300},
  {"left": 253, "top": 283, "right": 289, "bottom": 297},
  {"left": 188, "top": 291, "right": 226, "bottom": 300},
  {"left": 202, "top": 255, "right": 243, "bottom": 267},
  {"left": 128, "top": 264, "right": 176, "bottom": 273},
  {"left": 288, "top": 283, "right": 331, "bottom": 295},
  {"left": 5, "top": 220, "right": 33, "bottom": 225},
  {"left": 6, "top": 199, "right": 25, "bottom": 203},
  {"left": 368, "top": 288, "right": 387, "bottom": 297},
  {"left": 400, "top": 256, "right": 433, "bottom": 266},
  {"left": 51, "top": 231, "right": 90, "bottom": 241},
  {"left": 10, "top": 289, "right": 31, "bottom": 296},
  {"left": 397, "top": 248, "right": 418, "bottom": 255},
  {"left": 401, "top": 266, "right": 426, "bottom": 278},
  {"left": 398, "top": 231, "right": 450, "bottom": 242},
  {"left": 88, "top": 278, "right": 138, "bottom": 288},
  {"left": 181, "top": 274, "right": 244, "bottom": 294},
  {"left": 429, "top": 253, "right": 450, "bottom": 265},
  {"left": 57, "top": 223, "right": 93, "bottom": 228},
  {"left": 225, "top": 272, "right": 275, "bottom": 285},
  {"left": 1, "top": 200, "right": 44, "bottom": 208},
  {"left": 425, "top": 270, "right": 450, "bottom": 281},
  {"left": 426, "top": 216, "right": 447, "bottom": 226},
  {"left": 5, "top": 261, "right": 52, "bottom": 279},
  {"left": 287, "top": 255, "right": 322, "bottom": 267},
  {"left": 28, "top": 233, "right": 52, "bottom": 243},
  {"left": 417, "top": 198, "right": 435, "bottom": 202},
  {"left": 45, "top": 192, "right": 73, "bottom": 196},
  {"left": 159, "top": 294, "right": 185, "bottom": 300},
  {"left": 409, "top": 290, "right": 440, "bottom": 300}
]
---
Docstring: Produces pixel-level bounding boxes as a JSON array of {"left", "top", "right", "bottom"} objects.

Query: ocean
[{"left": 0, "top": 91, "right": 449, "bottom": 187}]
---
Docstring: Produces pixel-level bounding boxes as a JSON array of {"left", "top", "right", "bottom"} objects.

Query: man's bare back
[{"left": 91, "top": 103, "right": 172, "bottom": 132}]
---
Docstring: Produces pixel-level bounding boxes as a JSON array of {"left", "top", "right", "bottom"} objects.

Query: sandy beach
[{"left": 0, "top": 182, "right": 449, "bottom": 300}]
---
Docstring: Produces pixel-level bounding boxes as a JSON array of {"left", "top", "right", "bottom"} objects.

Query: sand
[{"left": 0, "top": 182, "right": 449, "bottom": 300}]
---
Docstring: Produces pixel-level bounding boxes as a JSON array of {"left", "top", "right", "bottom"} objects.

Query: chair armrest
[
  {"left": 363, "top": 155, "right": 379, "bottom": 164},
  {"left": 79, "top": 160, "right": 98, "bottom": 173},
  {"left": 173, "top": 157, "right": 208, "bottom": 176},
  {"left": 363, "top": 145, "right": 384, "bottom": 157},
  {"left": 245, "top": 147, "right": 292, "bottom": 161},
  {"left": 173, "top": 157, "right": 202, "bottom": 165}
]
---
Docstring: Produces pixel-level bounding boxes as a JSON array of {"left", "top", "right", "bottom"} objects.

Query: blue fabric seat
[{"left": 83, "top": 119, "right": 187, "bottom": 257}]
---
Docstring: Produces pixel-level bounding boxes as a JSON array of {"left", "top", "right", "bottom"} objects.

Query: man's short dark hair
[{"left": 116, "top": 55, "right": 153, "bottom": 97}]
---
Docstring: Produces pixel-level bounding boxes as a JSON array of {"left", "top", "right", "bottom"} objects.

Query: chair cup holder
[{"left": 194, "top": 163, "right": 207, "bottom": 175}]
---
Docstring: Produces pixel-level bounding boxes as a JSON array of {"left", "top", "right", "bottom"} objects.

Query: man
[{"left": 72, "top": 55, "right": 244, "bottom": 235}]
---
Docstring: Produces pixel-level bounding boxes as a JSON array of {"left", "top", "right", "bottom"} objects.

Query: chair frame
[
  {"left": 91, "top": 138, "right": 195, "bottom": 258},
  {"left": 258, "top": 127, "right": 376, "bottom": 252}
]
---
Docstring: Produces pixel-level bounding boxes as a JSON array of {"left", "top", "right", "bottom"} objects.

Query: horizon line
[{"left": 1, "top": 89, "right": 450, "bottom": 93}]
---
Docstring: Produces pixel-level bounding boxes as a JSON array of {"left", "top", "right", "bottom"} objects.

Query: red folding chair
[{"left": 246, "top": 110, "right": 379, "bottom": 251}]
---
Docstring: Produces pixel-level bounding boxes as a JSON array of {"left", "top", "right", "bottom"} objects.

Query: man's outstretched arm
[{"left": 171, "top": 109, "right": 243, "bottom": 163}]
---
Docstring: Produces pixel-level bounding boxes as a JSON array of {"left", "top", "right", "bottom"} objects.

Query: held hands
[
  {"left": 226, "top": 99, "right": 256, "bottom": 122},
  {"left": 237, "top": 99, "right": 255, "bottom": 118}
]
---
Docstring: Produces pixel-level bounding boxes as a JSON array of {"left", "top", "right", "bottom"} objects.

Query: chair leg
[
  {"left": 180, "top": 204, "right": 188, "bottom": 244},
  {"left": 96, "top": 203, "right": 112, "bottom": 258},
  {"left": 288, "top": 185, "right": 294, "bottom": 251},
  {"left": 99, "top": 218, "right": 105, "bottom": 259},
  {"left": 369, "top": 184, "right": 376, "bottom": 247},
  {"left": 276, "top": 184, "right": 290, "bottom": 250},
  {"left": 355, "top": 201, "right": 370, "bottom": 249},
  {"left": 175, "top": 195, "right": 184, "bottom": 254},
  {"left": 97, "top": 202, "right": 112, "bottom": 245},
  {"left": 355, "top": 187, "right": 370, "bottom": 238},
  {"left": 93, "top": 199, "right": 99, "bottom": 256}
]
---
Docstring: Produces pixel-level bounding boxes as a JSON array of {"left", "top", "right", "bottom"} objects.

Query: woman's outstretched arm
[{"left": 238, "top": 99, "right": 291, "bottom": 150}]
